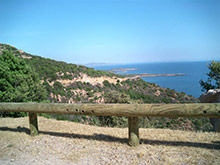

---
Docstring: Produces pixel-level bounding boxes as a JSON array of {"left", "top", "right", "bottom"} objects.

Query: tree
[
  {"left": 0, "top": 50, "right": 47, "bottom": 116},
  {"left": 200, "top": 61, "right": 220, "bottom": 92}
]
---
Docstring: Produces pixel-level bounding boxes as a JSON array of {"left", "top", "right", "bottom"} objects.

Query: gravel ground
[{"left": 0, "top": 116, "right": 220, "bottom": 164}]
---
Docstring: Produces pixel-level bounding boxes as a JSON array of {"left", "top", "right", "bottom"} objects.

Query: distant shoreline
[
  {"left": 103, "top": 68, "right": 186, "bottom": 77},
  {"left": 105, "top": 68, "right": 137, "bottom": 73},
  {"left": 86, "top": 63, "right": 121, "bottom": 66},
  {"left": 127, "top": 73, "right": 186, "bottom": 79}
]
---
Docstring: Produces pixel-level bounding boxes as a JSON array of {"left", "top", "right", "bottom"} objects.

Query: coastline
[
  {"left": 127, "top": 73, "right": 185, "bottom": 79},
  {"left": 104, "top": 68, "right": 137, "bottom": 73},
  {"left": 103, "top": 68, "right": 186, "bottom": 78},
  {"left": 94, "top": 62, "right": 208, "bottom": 98}
]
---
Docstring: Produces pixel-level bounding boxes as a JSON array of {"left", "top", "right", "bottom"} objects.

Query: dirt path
[{"left": 0, "top": 117, "right": 220, "bottom": 164}]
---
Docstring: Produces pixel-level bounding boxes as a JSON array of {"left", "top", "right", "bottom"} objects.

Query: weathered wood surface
[
  {"left": 128, "top": 117, "right": 139, "bottom": 147},
  {"left": 29, "top": 113, "right": 38, "bottom": 136},
  {"left": 0, "top": 103, "right": 220, "bottom": 118}
]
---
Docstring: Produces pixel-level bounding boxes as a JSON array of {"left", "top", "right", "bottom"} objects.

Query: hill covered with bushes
[
  {"left": 1, "top": 43, "right": 212, "bottom": 131},
  {"left": 0, "top": 43, "right": 198, "bottom": 104}
]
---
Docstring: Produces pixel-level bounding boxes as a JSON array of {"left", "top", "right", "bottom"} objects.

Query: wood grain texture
[
  {"left": 0, "top": 103, "right": 220, "bottom": 118},
  {"left": 29, "top": 112, "right": 38, "bottom": 136},
  {"left": 128, "top": 117, "right": 139, "bottom": 147}
]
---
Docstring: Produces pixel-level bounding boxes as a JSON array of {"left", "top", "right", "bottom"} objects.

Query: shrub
[{"left": 103, "top": 80, "right": 111, "bottom": 87}]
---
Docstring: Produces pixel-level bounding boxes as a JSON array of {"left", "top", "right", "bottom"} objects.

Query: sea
[{"left": 87, "top": 61, "right": 213, "bottom": 98}]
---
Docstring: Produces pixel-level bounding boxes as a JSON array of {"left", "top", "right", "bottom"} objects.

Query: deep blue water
[{"left": 88, "top": 61, "right": 212, "bottom": 98}]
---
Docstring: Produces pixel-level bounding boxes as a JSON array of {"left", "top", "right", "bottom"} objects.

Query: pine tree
[
  {"left": 200, "top": 61, "right": 220, "bottom": 92},
  {"left": 0, "top": 50, "right": 47, "bottom": 116}
]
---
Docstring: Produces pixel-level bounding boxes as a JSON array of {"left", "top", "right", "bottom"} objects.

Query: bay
[{"left": 88, "top": 61, "right": 212, "bottom": 98}]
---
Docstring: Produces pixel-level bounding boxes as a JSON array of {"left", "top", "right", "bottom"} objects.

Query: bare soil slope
[{"left": 0, "top": 117, "right": 220, "bottom": 164}]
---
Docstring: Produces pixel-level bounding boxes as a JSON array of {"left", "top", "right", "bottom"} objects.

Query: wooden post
[
  {"left": 29, "top": 112, "right": 38, "bottom": 136},
  {"left": 128, "top": 117, "right": 139, "bottom": 147}
]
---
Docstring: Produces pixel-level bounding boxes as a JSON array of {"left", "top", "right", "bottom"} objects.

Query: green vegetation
[
  {"left": 0, "top": 43, "right": 212, "bottom": 131},
  {"left": 24, "top": 55, "right": 120, "bottom": 82},
  {"left": 103, "top": 80, "right": 111, "bottom": 87},
  {"left": 200, "top": 61, "right": 220, "bottom": 92},
  {"left": 0, "top": 50, "right": 47, "bottom": 117}
]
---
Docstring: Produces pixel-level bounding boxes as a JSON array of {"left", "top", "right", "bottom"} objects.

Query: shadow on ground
[{"left": 0, "top": 126, "right": 219, "bottom": 150}]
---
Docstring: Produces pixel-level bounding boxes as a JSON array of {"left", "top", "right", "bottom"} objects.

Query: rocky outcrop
[
  {"left": 199, "top": 89, "right": 220, "bottom": 132},
  {"left": 199, "top": 89, "right": 220, "bottom": 103}
]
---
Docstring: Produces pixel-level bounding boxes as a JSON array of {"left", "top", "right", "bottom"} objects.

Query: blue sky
[{"left": 0, "top": 0, "right": 220, "bottom": 64}]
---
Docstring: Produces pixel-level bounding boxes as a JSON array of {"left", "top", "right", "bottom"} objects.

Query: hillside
[
  {"left": 0, "top": 43, "right": 198, "bottom": 104},
  {"left": 1, "top": 43, "right": 212, "bottom": 131},
  {"left": 0, "top": 117, "right": 219, "bottom": 164}
]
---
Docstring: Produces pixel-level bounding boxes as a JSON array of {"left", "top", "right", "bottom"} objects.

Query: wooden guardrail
[{"left": 0, "top": 103, "right": 220, "bottom": 147}]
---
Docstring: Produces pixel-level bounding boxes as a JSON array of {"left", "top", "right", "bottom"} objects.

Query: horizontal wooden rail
[
  {"left": 1, "top": 103, "right": 220, "bottom": 147},
  {"left": 0, "top": 103, "right": 220, "bottom": 118}
]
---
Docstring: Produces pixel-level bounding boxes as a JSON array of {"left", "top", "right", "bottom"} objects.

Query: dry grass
[{"left": 0, "top": 116, "right": 220, "bottom": 164}]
